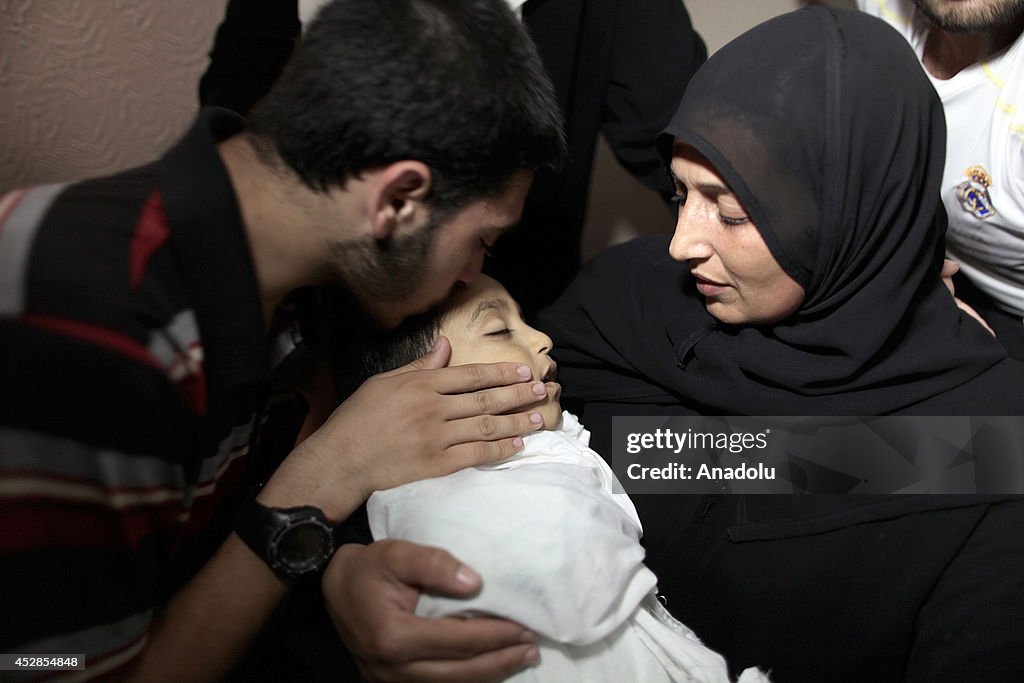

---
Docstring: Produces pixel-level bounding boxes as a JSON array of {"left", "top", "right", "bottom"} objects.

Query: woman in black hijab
[{"left": 539, "top": 7, "right": 1024, "bottom": 681}]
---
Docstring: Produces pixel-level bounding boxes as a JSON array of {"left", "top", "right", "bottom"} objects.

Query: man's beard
[
  {"left": 914, "top": 0, "right": 1024, "bottom": 32},
  {"left": 330, "top": 215, "right": 440, "bottom": 330}
]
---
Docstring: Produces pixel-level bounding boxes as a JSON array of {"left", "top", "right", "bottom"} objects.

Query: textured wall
[{"left": 0, "top": 0, "right": 228, "bottom": 193}]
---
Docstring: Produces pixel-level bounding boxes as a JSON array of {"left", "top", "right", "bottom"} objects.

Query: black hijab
[{"left": 541, "top": 7, "right": 1010, "bottom": 415}]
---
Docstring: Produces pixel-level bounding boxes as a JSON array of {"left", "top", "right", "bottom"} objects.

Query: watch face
[{"left": 273, "top": 518, "right": 333, "bottom": 575}]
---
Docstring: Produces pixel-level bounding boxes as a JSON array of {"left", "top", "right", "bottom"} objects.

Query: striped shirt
[{"left": 0, "top": 108, "right": 304, "bottom": 679}]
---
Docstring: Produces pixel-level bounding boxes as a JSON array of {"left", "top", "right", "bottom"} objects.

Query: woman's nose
[{"left": 669, "top": 200, "right": 713, "bottom": 262}]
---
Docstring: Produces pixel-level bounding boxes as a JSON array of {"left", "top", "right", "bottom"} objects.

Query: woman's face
[
  {"left": 668, "top": 142, "right": 805, "bottom": 325},
  {"left": 441, "top": 275, "right": 563, "bottom": 429}
]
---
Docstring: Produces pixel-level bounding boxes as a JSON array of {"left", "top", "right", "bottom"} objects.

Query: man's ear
[{"left": 366, "top": 161, "right": 432, "bottom": 240}]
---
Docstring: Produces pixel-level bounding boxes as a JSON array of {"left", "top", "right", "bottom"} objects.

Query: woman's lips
[{"left": 693, "top": 273, "right": 729, "bottom": 297}]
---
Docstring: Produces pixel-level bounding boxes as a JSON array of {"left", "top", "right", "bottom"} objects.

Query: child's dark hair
[
  {"left": 360, "top": 310, "right": 445, "bottom": 378},
  {"left": 329, "top": 296, "right": 450, "bottom": 400}
]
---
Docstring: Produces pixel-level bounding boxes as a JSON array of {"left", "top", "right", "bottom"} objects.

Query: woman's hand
[{"left": 941, "top": 259, "right": 995, "bottom": 337}]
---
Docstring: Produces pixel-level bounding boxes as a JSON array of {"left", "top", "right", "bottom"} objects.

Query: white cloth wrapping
[{"left": 368, "top": 412, "right": 768, "bottom": 682}]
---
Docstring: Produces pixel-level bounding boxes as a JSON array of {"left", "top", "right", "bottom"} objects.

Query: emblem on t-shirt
[{"left": 955, "top": 165, "right": 997, "bottom": 219}]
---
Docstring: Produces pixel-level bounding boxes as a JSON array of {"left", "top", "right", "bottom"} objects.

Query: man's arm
[
  {"left": 198, "top": 0, "right": 300, "bottom": 115},
  {"left": 131, "top": 537, "right": 540, "bottom": 683},
  {"left": 124, "top": 534, "right": 288, "bottom": 682},
  {"left": 602, "top": 0, "right": 707, "bottom": 200},
  {"left": 127, "top": 338, "right": 547, "bottom": 681},
  {"left": 256, "top": 337, "right": 548, "bottom": 518}
]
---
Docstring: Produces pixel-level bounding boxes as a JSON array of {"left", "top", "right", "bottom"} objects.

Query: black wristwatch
[{"left": 234, "top": 494, "right": 336, "bottom": 580}]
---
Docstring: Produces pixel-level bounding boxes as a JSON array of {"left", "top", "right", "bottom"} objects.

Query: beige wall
[
  {"left": 0, "top": 1, "right": 229, "bottom": 193},
  {"left": 0, "top": 0, "right": 851, "bottom": 256}
]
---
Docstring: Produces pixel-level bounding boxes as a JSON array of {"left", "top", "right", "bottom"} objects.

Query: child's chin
[{"left": 542, "top": 401, "right": 563, "bottom": 430}]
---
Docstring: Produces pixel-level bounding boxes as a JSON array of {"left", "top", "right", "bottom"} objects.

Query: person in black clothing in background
[
  {"left": 199, "top": 0, "right": 300, "bottom": 117},
  {"left": 488, "top": 0, "right": 707, "bottom": 316}
]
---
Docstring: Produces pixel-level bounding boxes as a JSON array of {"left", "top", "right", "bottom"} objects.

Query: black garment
[
  {"left": 538, "top": 8, "right": 1024, "bottom": 680},
  {"left": 199, "top": 0, "right": 301, "bottom": 116},
  {"left": 632, "top": 494, "right": 1024, "bottom": 682},
  {"left": 198, "top": 0, "right": 706, "bottom": 319}
]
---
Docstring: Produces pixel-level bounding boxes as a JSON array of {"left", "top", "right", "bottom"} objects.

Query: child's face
[{"left": 441, "top": 275, "right": 563, "bottom": 429}]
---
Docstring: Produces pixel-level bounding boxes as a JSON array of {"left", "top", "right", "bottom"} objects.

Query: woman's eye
[
  {"left": 485, "top": 328, "right": 512, "bottom": 337},
  {"left": 719, "top": 214, "right": 750, "bottom": 226}
]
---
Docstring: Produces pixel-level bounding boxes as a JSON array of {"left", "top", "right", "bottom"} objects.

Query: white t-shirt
[
  {"left": 505, "top": 0, "right": 527, "bottom": 20},
  {"left": 859, "top": 0, "right": 1024, "bottom": 318}
]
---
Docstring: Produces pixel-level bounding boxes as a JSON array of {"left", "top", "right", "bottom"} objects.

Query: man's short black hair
[{"left": 248, "top": 0, "right": 566, "bottom": 215}]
